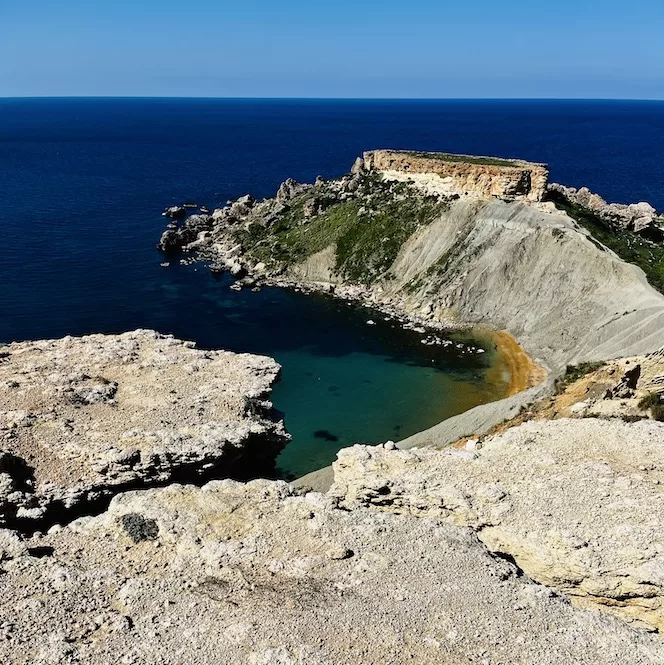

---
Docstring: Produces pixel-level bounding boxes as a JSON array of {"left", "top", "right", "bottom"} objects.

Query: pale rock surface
[
  {"left": 0, "top": 330, "right": 287, "bottom": 527},
  {"left": 549, "top": 183, "right": 664, "bottom": 234},
  {"left": 331, "top": 418, "right": 664, "bottom": 630},
  {"left": 0, "top": 479, "right": 662, "bottom": 664}
]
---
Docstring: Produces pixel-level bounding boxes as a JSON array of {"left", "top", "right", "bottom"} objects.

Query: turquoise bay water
[{"left": 273, "top": 342, "right": 506, "bottom": 479}]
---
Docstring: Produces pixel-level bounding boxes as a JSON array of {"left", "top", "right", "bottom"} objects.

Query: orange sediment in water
[{"left": 485, "top": 330, "right": 546, "bottom": 396}]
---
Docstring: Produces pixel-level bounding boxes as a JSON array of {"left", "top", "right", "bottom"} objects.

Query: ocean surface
[{"left": 2, "top": 98, "right": 663, "bottom": 478}]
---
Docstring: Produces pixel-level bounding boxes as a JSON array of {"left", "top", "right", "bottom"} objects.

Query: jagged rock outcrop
[
  {"left": 548, "top": 183, "right": 664, "bottom": 237},
  {"left": 0, "top": 330, "right": 287, "bottom": 528},
  {"left": 331, "top": 418, "right": 664, "bottom": 631},
  {"left": 1, "top": 478, "right": 662, "bottom": 664},
  {"left": 158, "top": 213, "right": 214, "bottom": 251},
  {"left": 362, "top": 149, "right": 549, "bottom": 201}
]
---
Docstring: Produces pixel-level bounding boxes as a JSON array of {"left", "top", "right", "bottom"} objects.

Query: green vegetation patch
[
  {"left": 236, "top": 177, "right": 449, "bottom": 285},
  {"left": 335, "top": 189, "right": 448, "bottom": 284},
  {"left": 549, "top": 196, "right": 664, "bottom": 294},
  {"left": 554, "top": 361, "right": 605, "bottom": 394},
  {"left": 637, "top": 391, "right": 664, "bottom": 421},
  {"left": 402, "top": 150, "right": 519, "bottom": 168}
]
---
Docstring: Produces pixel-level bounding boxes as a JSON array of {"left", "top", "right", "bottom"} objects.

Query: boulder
[{"left": 162, "top": 206, "right": 186, "bottom": 219}]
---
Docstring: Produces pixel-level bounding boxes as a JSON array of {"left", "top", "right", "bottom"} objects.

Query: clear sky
[{"left": 1, "top": 0, "right": 663, "bottom": 99}]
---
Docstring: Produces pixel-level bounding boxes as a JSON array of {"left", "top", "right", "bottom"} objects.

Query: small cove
[
  {"left": 2, "top": 254, "right": 511, "bottom": 479},
  {"left": 151, "top": 267, "right": 513, "bottom": 479}
]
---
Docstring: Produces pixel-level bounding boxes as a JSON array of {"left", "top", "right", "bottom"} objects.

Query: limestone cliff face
[{"left": 362, "top": 149, "right": 549, "bottom": 201}]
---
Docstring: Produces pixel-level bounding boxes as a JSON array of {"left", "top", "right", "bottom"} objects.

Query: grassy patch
[
  {"left": 554, "top": 361, "right": 604, "bottom": 394},
  {"left": 637, "top": 391, "right": 664, "bottom": 421},
  {"left": 402, "top": 150, "right": 519, "bottom": 168},
  {"left": 235, "top": 177, "right": 449, "bottom": 284},
  {"left": 638, "top": 392, "right": 661, "bottom": 410},
  {"left": 335, "top": 191, "right": 447, "bottom": 284}
]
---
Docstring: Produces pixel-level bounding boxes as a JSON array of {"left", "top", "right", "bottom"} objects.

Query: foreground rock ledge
[
  {"left": 0, "top": 330, "right": 288, "bottom": 528},
  {"left": 0, "top": 479, "right": 661, "bottom": 664},
  {"left": 331, "top": 418, "right": 664, "bottom": 632}
]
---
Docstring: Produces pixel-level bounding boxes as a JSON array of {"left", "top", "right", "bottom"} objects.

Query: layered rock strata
[
  {"left": 0, "top": 330, "right": 287, "bottom": 529},
  {"left": 362, "top": 149, "right": 549, "bottom": 201}
]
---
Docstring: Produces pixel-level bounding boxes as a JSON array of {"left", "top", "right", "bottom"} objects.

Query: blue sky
[{"left": 1, "top": 0, "right": 663, "bottom": 98}]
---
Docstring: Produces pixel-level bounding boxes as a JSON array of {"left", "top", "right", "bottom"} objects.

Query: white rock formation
[
  {"left": 0, "top": 330, "right": 287, "bottom": 527},
  {"left": 0, "top": 479, "right": 662, "bottom": 663}
]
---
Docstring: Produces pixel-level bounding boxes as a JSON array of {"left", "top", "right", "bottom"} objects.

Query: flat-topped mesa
[{"left": 360, "top": 149, "right": 549, "bottom": 202}]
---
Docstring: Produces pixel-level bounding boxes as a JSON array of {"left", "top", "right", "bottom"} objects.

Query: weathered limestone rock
[
  {"left": 276, "top": 177, "right": 309, "bottom": 204},
  {"left": 0, "top": 330, "right": 287, "bottom": 528},
  {"left": 548, "top": 183, "right": 664, "bottom": 236},
  {"left": 363, "top": 149, "right": 549, "bottom": 201},
  {"left": 331, "top": 418, "right": 664, "bottom": 631},
  {"left": 0, "top": 479, "right": 661, "bottom": 664},
  {"left": 157, "top": 213, "right": 213, "bottom": 251}
]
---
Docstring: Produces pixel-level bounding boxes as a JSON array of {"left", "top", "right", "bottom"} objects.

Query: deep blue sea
[{"left": 2, "top": 98, "right": 663, "bottom": 478}]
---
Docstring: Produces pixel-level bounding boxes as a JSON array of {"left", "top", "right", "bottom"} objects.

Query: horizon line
[{"left": 2, "top": 95, "right": 664, "bottom": 103}]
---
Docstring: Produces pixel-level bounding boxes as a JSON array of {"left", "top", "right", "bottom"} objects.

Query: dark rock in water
[
  {"left": 313, "top": 429, "right": 339, "bottom": 442},
  {"left": 158, "top": 229, "right": 181, "bottom": 252},
  {"left": 157, "top": 214, "right": 214, "bottom": 251},
  {"left": 120, "top": 513, "right": 159, "bottom": 543},
  {"left": 163, "top": 206, "right": 186, "bottom": 219},
  {"left": 229, "top": 264, "right": 247, "bottom": 279}
]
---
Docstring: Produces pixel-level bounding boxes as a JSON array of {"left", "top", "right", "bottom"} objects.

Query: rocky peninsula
[
  {"left": 158, "top": 149, "right": 664, "bottom": 451},
  {"left": 3, "top": 150, "right": 664, "bottom": 663}
]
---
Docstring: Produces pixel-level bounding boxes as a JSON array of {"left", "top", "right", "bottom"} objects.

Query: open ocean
[{"left": 2, "top": 98, "right": 663, "bottom": 477}]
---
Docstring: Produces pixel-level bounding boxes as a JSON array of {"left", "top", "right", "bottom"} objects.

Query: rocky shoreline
[{"left": 157, "top": 149, "right": 664, "bottom": 451}]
